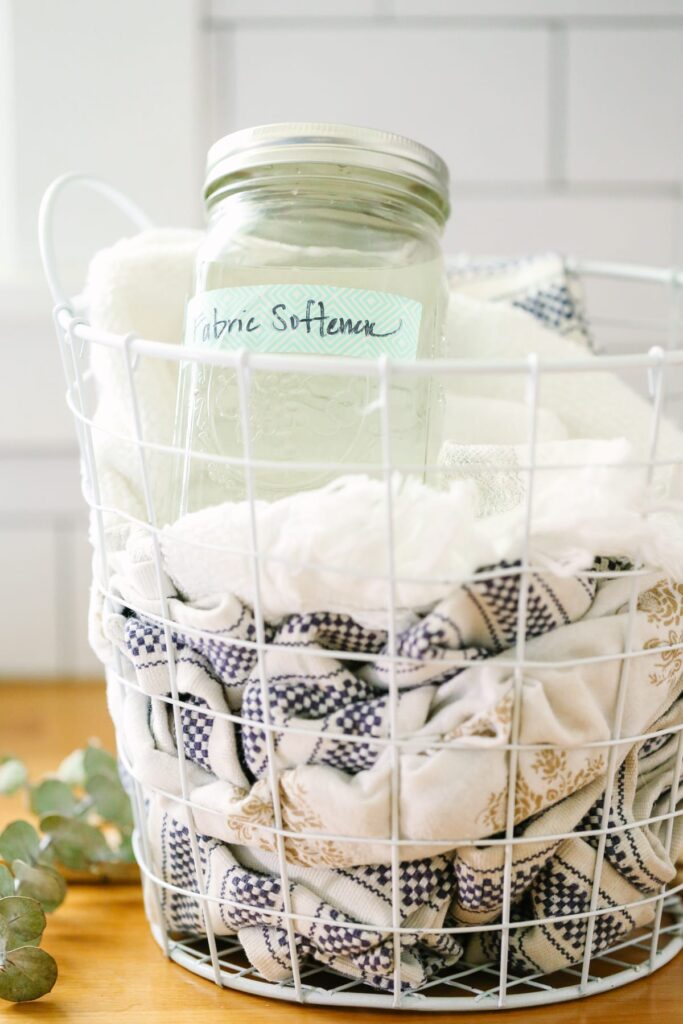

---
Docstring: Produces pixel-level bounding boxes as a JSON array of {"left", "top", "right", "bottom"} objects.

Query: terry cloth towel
[
  {"left": 85, "top": 229, "right": 199, "bottom": 530},
  {"left": 449, "top": 251, "right": 591, "bottom": 348},
  {"left": 139, "top": 464, "right": 683, "bottom": 631},
  {"left": 87, "top": 461, "right": 683, "bottom": 664},
  {"left": 137, "top": 695, "right": 683, "bottom": 991},
  {"left": 444, "top": 294, "right": 683, "bottom": 501},
  {"left": 437, "top": 439, "right": 631, "bottom": 517},
  {"left": 440, "top": 394, "right": 568, "bottom": 448},
  {"left": 82, "top": 232, "right": 683, "bottom": 537}
]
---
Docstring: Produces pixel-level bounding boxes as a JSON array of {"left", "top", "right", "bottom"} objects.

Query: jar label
[{"left": 185, "top": 285, "right": 423, "bottom": 360}]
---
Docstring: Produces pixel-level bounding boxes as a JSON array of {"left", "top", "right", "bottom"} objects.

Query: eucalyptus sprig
[{"left": 0, "top": 745, "right": 136, "bottom": 1002}]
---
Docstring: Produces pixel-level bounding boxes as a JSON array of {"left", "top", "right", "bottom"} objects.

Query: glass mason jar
[{"left": 174, "top": 122, "right": 450, "bottom": 514}]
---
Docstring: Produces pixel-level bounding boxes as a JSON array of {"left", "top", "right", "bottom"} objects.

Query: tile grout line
[
  {"left": 224, "top": 22, "right": 238, "bottom": 136},
  {"left": 547, "top": 20, "right": 568, "bottom": 189},
  {"left": 53, "top": 516, "right": 76, "bottom": 676},
  {"left": 205, "top": 15, "right": 683, "bottom": 32},
  {"left": 671, "top": 39, "right": 683, "bottom": 269},
  {"left": 200, "top": 11, "right": 236, "bottom": 138},
  {"left": 0, "top": 446, "right": 80, "bottom": 459},
  {"left": 197, "top": 0, "right": 218, "bottom": 212},
  {"left": 0, "top": 512, "right": 87, "bottom": 528},
  {"left": 374, "top": 0, "right": 395, "bottom": 18}
]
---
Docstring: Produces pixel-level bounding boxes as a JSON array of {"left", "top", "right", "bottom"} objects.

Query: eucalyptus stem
[{"left": 0, "top": 745, "right": 135, "bottom": 1002}]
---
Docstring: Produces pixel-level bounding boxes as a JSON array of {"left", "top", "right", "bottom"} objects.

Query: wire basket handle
[{"left": 38, "top": 173, "right": 154, "bottom": 309}]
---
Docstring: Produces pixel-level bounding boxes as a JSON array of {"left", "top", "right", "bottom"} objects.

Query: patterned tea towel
[
  {"left": 464, "top": 701, "right": 683, "bottom": 973},
  {"left": 139, "top": 696, "right": 683, "bottom": 991},
  {"left": 100, "top": 502, "right": 683, "bottom": 991},
  {"left": 146, "top": 796, "right": 463, "bottom": 992},
  {"left": 449, "top": 251, "right": 591, "bottom": 348},
  {"left": 108, "top": 534, "right": 683, "bottom": 868}
]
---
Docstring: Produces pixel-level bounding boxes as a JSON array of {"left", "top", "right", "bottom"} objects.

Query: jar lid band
[{"left": 204, "top": 122, "right": 450, "bottom": 221}]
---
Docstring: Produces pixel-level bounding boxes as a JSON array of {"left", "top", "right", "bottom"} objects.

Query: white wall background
[{"left": 1, "top": 0, "right": 682, "bottom": 677}]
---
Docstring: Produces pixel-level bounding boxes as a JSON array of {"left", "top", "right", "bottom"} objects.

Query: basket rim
[{"left": 56, "top": 303, "right": 682, "bottom": 377}]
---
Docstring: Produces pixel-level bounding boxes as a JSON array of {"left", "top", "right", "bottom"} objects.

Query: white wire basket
[{"left": 41, "top": 175, "right": 683, "bottom": 1012}]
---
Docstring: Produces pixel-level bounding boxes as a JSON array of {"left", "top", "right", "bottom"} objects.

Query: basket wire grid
[{"left": 41, "top": 174, "right": 683, "bottom": 1011}]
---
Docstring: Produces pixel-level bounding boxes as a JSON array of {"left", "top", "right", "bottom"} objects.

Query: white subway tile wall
[
  {"left": 0, "top": 527, "right": 61, "bottom": 676},
  {"left": 2, "top": 3, "right": 682, "bottom": 677},
  {"left": 391, "top": 2, "right": 683, "bottom": 16},
  {"left": 229, "top": 26, "right": 551, "bottom": 187},
  {"left": 451, "top": 194, "right": 678, "bottom": 265},
  {"left": 209, "top": 0, "right": 378, "bottom": 16},
  {"left": 567, "top": 28, "right": 683, "bottom": 183},
  {"left": 1, "top": 305, "right": 74, "bottom": 450}
]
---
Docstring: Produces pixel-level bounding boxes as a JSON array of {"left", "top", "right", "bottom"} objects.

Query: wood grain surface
[{"left": 0, "top": 680, "right": 681, "bottom": 1022}]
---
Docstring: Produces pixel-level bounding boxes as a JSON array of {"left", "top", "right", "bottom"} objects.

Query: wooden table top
[{"left": 0, "top": 679, "right": 681, "bottom": 1022}]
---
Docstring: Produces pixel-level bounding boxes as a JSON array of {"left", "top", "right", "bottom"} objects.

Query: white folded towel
[
  {"left": 438, "top": 438, "right": 631, "bottom": 517},
  {"left": 446, "top": 294, "right": 682, "bottom": 498},
  {"left": 158, "top": 463, "right": 683, "bottom": 625},
  {"left": 449, "top": 251, "right": 590, "bottom": 347},
  {"left": 442, "top": 394, "right": 568, "bottom": 447},
  {"left": 81, "top": 230, "right": 683, "bottom": 561},
  {"left": 85, "top": 229, "right": 200, "bottom": 529}
]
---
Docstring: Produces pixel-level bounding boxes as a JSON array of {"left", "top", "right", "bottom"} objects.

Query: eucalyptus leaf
[
  {"left": 56, "top": 748, "right": 86, "bottom": 787},
  {"left": 40, "top": 816, "right": 112, "bottom": 870},
  {"left": 35, "top": 844, "right": 56, "bottom": 868},
  {"left": 0, "top": 867, "right": 13, "bottom": 899},
  {"left": 0, "top": 896, "right": 45, "bottom": 952},
  {"left": 12, "top": 862, "right": 66, "bottom": 914},
  {"left": 116, "top": 832, "right": 136, "bottom": 864},
  {"left": 0, "top": 822, "right": 39, "bottom": 867},
  {"left": 29, "top": 780, "right": 77, "bottom": 818},
  {"left": 83, "top": 746, "right": 118, "bottom": 783},
  {"left": 0, "top": 759, "right": 28, "bottom": 796},
  {"left": 0, "top": 945, "right": 57, "bottom": 1002},
  {"left": 85, "top": 774, "right": 133, "bottom": 829}
]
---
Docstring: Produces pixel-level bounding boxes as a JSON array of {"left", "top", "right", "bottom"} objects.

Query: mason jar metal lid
[{"left": 204, "top": 122, "right": 450, "bottom": 221}]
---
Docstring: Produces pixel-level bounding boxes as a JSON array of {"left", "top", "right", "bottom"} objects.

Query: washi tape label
[{"left": 185, "top": 284, "right": 422, "bottom": 360}]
